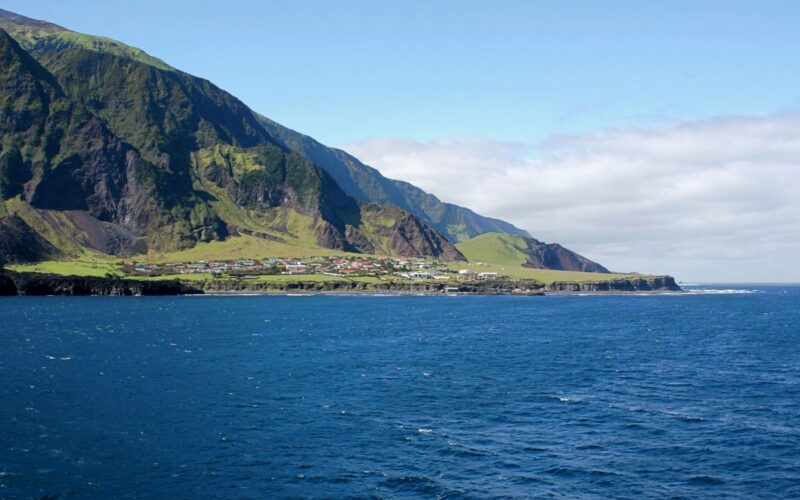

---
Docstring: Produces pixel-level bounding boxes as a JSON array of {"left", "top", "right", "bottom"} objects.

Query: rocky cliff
[
  {"left": 0, "top": 270, "right": 203, "bottom": 296},
  {"left": 0, "top": 13, "right": 463, "bottom": 262},
  {"left": 0, "top": 213, "right": 60, "bottom": 263},
  {"left": 0, "top": 270, "right": 680, "bottom": 297},
  {"left": 543, "top": 276, "right": 680, "bottom": 292}
]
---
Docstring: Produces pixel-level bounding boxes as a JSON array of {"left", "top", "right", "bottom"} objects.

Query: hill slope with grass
[
  {"left": 258, "top": 115, "right": 530, "bottom": 243},
  {"left": 456, "top": 233, "right": 609, "bottom": 273},
  {"left": 0, "top": 8, "right": 627, "bottom": 276},
  {"left": 0, "top": 9, "right": 465, "bottom": 264}
]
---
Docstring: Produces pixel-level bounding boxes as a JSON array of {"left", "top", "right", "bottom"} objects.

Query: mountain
[
  {"left": 258, "top": 115, "right": 530, "bottom": 243},
  {"left": 0, "top": 8, "right": 609, "bottom": 272},
  {"left": 0, "top": 10, "right": 465, "bottom": 263},
  {"left": 456, "top": 233, "right": 610, "bottom": 273},
  {"left": 0, "top": 8, "right": 172, "bottom": 70}
]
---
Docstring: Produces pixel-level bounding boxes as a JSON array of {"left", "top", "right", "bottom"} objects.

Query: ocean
[{"left": 1, "top": 285, "right": 798, "bottom": 498}]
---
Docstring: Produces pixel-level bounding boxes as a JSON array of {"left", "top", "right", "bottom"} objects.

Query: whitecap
[{"left": 683, "top": 289, "right": 757, "bottom": 295}]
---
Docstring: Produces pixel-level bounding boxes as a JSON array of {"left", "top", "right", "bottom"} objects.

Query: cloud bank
[{"left": 345, "top": 114, "right": 800, "bottom": 282}]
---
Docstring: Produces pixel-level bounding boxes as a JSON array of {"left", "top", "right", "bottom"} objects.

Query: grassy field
[
  {"left": 6, "top": 230, "right": 639, "bottom": 286},
  {"left": 456, "top": 232, "right": 534, "bottom": 267},
  {"left": 453, "top": 232, "right": 636, "bottom": 284},
  {"left": 8, "top": 256, "right": 123, "bottom": 277},
  {"left": 447, "top": 262, "right": 635, "bottom": 284},
  {"left": 6, "top": 258, "right": 636, "bottom": 286},
  {"left": 147, "top": 235, "right": 363, "bottom": 263}
]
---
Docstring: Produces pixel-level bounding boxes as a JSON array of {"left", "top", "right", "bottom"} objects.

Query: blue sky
[
  {"left": 4, "top": 0, "right": 800, "bottom": 146},
  {"left": 4, "top": 1, "right": 800, "bottom": 281}
]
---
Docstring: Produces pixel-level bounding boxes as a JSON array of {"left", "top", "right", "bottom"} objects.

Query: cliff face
[
  {"left": 521, "top": 239, "right": 609, "bottom": 273},
  {"left": 0, "top": 27, "right": 195, "bottom": 253},
  {"left": 0, "top": 270, "right": 203, "bottom": 296},
  {"left": 0, "top": 214, "right": 60, "bottom": 263},
  {"left": 0, "top": 16, "right": 464, "bottom": 262},
  {"left": 0, "top": 270, "right": 680, "bottom": 297},
  {"left": 543, "top": 276, "right": 680, "bottom": 292},
  {"left": 258, "top": 115, "right": 531, "bottom": 243},
  {"left": 0, "top": 271, "right": 16, "bottom": 295}
]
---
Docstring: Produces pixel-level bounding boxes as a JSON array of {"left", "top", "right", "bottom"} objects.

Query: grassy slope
[
  {"left": 147, "top": 235, "right": 364, "bottom": 263},
  {"left": 446, "top": 262, "right": 634, "bottom": 285},
  {"left": 455, "top": 233, "right": 635, "bottom": 284},
  {"left": 8, "top": 230, "right": 635, "bottom": 285},
  {"left": 8, "top": 256, "right": 121, "bottom": 277},
  {"left": 456, "top": 232, "right": 530, "bottom": 266},
  {"left": 0, "top": 15, "right": 173, "bottom": 71}
]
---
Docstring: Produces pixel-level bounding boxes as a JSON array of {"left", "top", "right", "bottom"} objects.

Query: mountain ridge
[
  {"left": 0, "top": 22, "right": 465, "bottom": 262},
  {"left": 0, "top": 7, "right": 173, "bottom": 70},
  {"left": 0, "top": 8, "right": 610, "bottom": 274},
  {"left": 258, "top": 114, "right": 531, "bottom": 243}
]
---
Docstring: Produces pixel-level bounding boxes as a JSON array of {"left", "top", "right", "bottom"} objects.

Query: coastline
[{"left": 0, "top": 270, "right": 681, "bottom": 297}]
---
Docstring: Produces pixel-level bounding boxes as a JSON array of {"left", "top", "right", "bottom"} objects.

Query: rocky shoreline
[
  {"left": 0, "top": 270, "right": 681, "bottom": 297},
  {"left": 0, "top": 270, "right": 203, "bottom": 296}
]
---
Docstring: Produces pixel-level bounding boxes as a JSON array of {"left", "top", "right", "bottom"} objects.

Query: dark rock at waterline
[
  {"left": 0, "top": 270, "right": 680, "bottom": 297},
  {"left": 0, "top": 271, "right": 17, "bottom": 295},
  {"left": 543, "top": 276, "right": 680, "bottom": 292},
  {"left": 0, "top": 270, "right": 203, "bottom": 296}
]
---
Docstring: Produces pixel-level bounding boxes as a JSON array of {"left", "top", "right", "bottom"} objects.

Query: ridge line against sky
[
  {"left": 2, "top": 1, "right": 799, "bottom": 282},
  {"left": 4, "top": 1, "right": 800, "bottom": 146}
]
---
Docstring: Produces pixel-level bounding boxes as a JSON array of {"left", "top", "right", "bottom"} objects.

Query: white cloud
[{"left": 345, "top": 114, "right": 800, "bottom": 282}]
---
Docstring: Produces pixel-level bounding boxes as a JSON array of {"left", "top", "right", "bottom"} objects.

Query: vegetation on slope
[
  {"left": 0, "top": 8, "right": 619, "bottom": 274},
  {"left": 0, "top": 13, "right": 464, "bottom": 263},
  {"left": 258, "top": 114, "right": 530, "bottom": 243},
  {"left": 0, "top": 8, "right": 173, "bottom": 70},
  {"left": 456, "top": 232, "right": 609, "bottom": 273}
]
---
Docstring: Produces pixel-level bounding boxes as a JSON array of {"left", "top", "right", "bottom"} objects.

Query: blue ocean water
[{"left": 1, "top": 286, "right": 799, "bottom": 499}]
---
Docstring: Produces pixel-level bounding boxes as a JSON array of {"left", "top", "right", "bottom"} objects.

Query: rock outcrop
[
  {"left": 543, "top": 276, "right": 680, "bottom": 292},
  {"left": 0, "top": 19, "right": 469, "bottom": 262},
  {"left": 0, "top": 270, "right": 203, "bottom": 296},
  {"left": 0, "top": 214, "right": 60, "bottom": 263},
  {"left": 0, "top": 269, "right": 680, "bottom": 297},
  {"left": 521, "top": 239, "right": 609, "bottom": 273}
]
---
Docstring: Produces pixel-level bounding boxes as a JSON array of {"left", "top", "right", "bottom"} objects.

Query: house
[{"left": 285, "top": 263, "right": 308, "bottom": 274}]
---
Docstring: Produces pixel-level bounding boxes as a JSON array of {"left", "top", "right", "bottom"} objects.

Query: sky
[{"left": 4, "top": 1, "right": 800, "bottom": 281}]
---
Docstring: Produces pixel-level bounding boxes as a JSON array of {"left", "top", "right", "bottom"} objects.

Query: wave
[{"left": 682, "top": 288, "right": 758, "bottom": 295}]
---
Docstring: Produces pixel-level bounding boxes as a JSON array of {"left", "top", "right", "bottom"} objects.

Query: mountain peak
[
  {"left": 0, "top": 8, "right": 173, "bottom": 71},
  {"left": 0, "top": 8, "right": 62, "bottom": 26}
]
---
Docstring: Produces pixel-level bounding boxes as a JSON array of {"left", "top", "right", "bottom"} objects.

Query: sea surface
[{"left": 1, "top": 285, "right": 799, "bottom": 499}]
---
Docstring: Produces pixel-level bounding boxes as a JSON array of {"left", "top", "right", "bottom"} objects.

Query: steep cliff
[
  {"left": 258, "top": 115, "right": 531, "bottom": 243},
  {"left": 0, "top": 11, "right": 464, "bottom": 262}
]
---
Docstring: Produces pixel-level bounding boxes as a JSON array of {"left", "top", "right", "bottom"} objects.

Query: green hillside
[
  {"left": 456, "top": 233, "right": 531, "bottom": 266},
  {"left": 0, "top": 8, "right": 173, "bottom": 70},
  {"left": 0, "top": 7, "right": 634, "bottom": 278},
  {"left": 456, "top": 232, "right": 610, "bottom": 273},
  {"left": 258, "top": 114, "right": 530, "bottom": 243},
  {"left": 0, "top": 9, "right": 465, "bottom": 264}
]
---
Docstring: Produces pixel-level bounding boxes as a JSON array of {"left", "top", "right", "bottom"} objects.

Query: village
[{"left": 121, "top": 256, "right": 503, "bottom": 282}]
